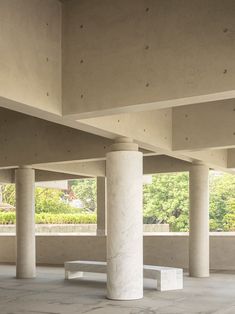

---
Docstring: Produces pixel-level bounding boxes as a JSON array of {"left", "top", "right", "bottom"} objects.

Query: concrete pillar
[
  {"left": 189, "top": 162, "right": 209, "bottom": 277},
  {"left": 0, "top": 185, "right": 2, "bottom": 203},
  {"left": 96, "top": 177, "right": 107, "bottom": 236},
  {"left": 15, "top": 166, "right": 36, "bottom": 279},
  {"left": 106, "top": 137, "right": 143, "bottom": 300}
]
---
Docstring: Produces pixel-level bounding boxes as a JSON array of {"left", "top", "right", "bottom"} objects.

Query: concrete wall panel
[{"left": 0, "top": 234, "right": 234, "bottom": 271}]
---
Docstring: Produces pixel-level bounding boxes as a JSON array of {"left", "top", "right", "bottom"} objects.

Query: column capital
[
  {"left": 191, "top": 161, "right": 208, "bottom": 167},
  {"left": 109, "top": 137, "right": 138, "bottom": 152},
  {"left": 18, "top": 165, "right": 33, "bottom": 170}
]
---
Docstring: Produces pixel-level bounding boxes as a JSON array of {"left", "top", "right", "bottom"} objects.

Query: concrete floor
[{"left": 0, "top": 265, "right": 235, "bottom": 314}]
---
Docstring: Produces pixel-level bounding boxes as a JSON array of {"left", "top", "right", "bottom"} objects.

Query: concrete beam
[
  {"left": 0, "top": 168, "right": 86, "bottom": 184},
  {"left": 186, "top": 150, "right": 228, "bottom": 171},
  {"left": 143, "top": 156, "right": 190, "bottom": 174},
  {"left": 79, "top": 109, "right": 172, "bottom": 152},
  {"left": 0, "top": 169, "right": 14, "bottom": 183},
  {"left": 0, "top": 108, "right": 111, "bottom": 167},
  {"left": 227, "top": 149, "right": 235, "bottom": 169},
  {"left": 34, "top": 155, "right": 191, "bottom": 177},
  {"left": 35, "top": 170, "right": 86, "bottom": 182},
  {"left": 33, "top": 161, "right": 106, "bottom": 177},
  {"left": 78, "top": 109, "right": 229, "bottom": 170},
  {"left": 172, "top": 100, "right": 235, "bottom": 151},
  {"left": 63, "top": 0, "right": 235, "bottom": 118}
]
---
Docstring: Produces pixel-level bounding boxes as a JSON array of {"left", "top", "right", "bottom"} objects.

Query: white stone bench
[{"left": 64, "top": 261, "right": 183, "bottom": 291}]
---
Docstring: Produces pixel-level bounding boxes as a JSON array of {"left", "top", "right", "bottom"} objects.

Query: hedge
[
  {"left": 0, "top": 212, "right": 16, "bottom": 224},
  {"left": 0, "top": 212, "right": 156, "bottom": 225},
  {"left": 0, "top": 212, "right": 97, "bottom": 224}
]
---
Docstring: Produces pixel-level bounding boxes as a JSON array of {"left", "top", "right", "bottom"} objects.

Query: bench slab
[{"left": 64, "top": 261, "right": 183, "bottom": 291}]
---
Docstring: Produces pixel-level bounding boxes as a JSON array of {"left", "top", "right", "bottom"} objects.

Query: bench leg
[
  {"left": 65, "top": 270, "right": 84, "bottom": 280},
  {"left": 156, "top": 271, "right": 183, "bottom": 291}
]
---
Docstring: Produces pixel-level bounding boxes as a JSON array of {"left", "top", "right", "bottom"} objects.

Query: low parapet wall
[
  {"left": 0, "top": 223, "right": 169, "bottom": 233},
  {"left": 0, "top": 233, "right": 234, "bottom": 271}
]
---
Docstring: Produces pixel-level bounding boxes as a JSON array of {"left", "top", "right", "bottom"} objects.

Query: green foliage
[
  {"left": 143, "top": 172, "right": 235, "bottom": 232},
  {"left": 143, "top": 173, "right": 189, "bottom": 232},
  {"left": 0, "top": 212, "right": 16, "bottom": 224},
  {"left": 223, "top": 199, "right": 235, "bottom": 231},
  {"left": 35, "top": 187, "right": 82, "bottom": 214},
  {"left": 71, "top": 179, "right": 97, "bottom": 212},
  {"left": 1, "top": 185, "right": 83, "bottom": 214},
  {"left": 2, "top": 184, "right": 15, "bottom": 206},
  {"left": 35, "top": 213, "right": 96, "bottom": 224},
  {"left": 1, "top": 174, "right": 235, "bottom": 232},
  {"left": 209, "top": 173, "right": 235, "bottom": 231},
  {"left": 0, "top": 212, "right": 96, "bottom": 224}
]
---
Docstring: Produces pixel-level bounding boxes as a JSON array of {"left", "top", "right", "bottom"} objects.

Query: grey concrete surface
[
  {"left": 0, "top": 265, "right": 235, "bottom": 314},
  {"left": 0, "top": 224, "right": 169, "bottom": 234}
]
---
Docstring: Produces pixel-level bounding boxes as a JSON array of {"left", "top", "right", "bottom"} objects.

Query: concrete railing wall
[
  {"left": 0, "top": 224, "right": 169, "bottom": 233},
  {"left": 0, "top": 233, "right": 234, "bottom": 270}
]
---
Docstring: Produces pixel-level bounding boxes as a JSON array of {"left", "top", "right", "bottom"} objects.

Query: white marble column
[
  {"left": 15, "top": 166, "right": 36, "bottom": 279},
  {"left": 189, "top": 162, "right": 209, "bottom": 277},
  {"left": 96, "top": 177, "right": 107, "bottom": 236},
  {"left": 106, "top": 137, "right": 143, "bottom": 300}
]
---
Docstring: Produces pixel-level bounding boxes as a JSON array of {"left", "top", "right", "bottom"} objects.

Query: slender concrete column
[
  {"left": 106, "top": 137, "right": 143, "bottom": 300},
  {"left": 15, "top": 166, "right": 36, "bottom": 279},
  {"left": 189, "top": 162, "right": 209, "bottom": 277},
  {"left": 96, "top": 177, "right": 107, "bottom": 236}
]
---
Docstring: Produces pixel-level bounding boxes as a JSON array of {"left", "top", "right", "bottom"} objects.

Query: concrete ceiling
[{"left": 0, "top": 0, "right": 234, "bottom": 177}]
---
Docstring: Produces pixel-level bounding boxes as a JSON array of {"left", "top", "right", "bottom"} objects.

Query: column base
[
  {"left": 16, "top": 272, "right": 36, "bottom": 279},
  {"left": 189, "top": 271, "right": 210, "bottom": 278},
  {"left": 106, "top": 293, "right": 143, "bottom": 301}
]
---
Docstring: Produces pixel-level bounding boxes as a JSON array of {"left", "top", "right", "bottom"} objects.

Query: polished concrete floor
[{"left": 0, "top": 265, "right": 235, "bottom": 314}]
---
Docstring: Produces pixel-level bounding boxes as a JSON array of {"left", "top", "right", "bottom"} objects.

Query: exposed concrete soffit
[
  {"left": 0, "top": 169, "right": 87, "bottom": 184},
  {"left": 33, "top": 161, "right": 106, "bottom": 177},
  {"left": 64, "top": 91, "right": 235, "bottom": 120},
  {"left": 0, "top": 108, "right": 112, "bottom": 168},
  {"left": 0, "top": 105, "right": 233, "bottom": 173},
  {"left": 33, "top": 155, "right": 191, "bottom": 177},
  {"left": 77, "top": 100, "right": 235, "bottom": 170},
  {"left": 0, "top": 169, "right": 14, "bottom": 184},
  {"left": 33, "top": 154, "right": 235, "bottom": 178},
  {"left": 0, "top": 107, "right": 154, "bottom": 168},
  {"left": 1, "top": 154, "right": 234, "bottom": 183},
  {"left": 62, "top": 0, "right": 235, "bottom": 118},
  {"left": 1, "top": 0, "right": 235, "bottom": 121},
  {"left": 227, "top": 149, "right": 235, "bottom": 169},
  {"left": 35, "top": 170, "right": 88, "bottom": 182},
  {"left": 172, "top": 100, "right": 235, "bottom": 151}
]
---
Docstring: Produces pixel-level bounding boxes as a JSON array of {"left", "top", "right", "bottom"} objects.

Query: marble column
[
  {"left": 96, "top": 177, "right": 107, "bottom": 236},
  {"left": 15, "top": 166, "right": 36, "bottom": 279},
  {"left": 189, "top": 162, "right": 209, "bottom": 277},
  {"left": 106, "top": 137, "right": 143, "bottom": 300}
]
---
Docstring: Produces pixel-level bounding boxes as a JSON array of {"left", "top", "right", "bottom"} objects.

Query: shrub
[
  {"left": 0, "top": 212, "right": 16, "bottom": 224},
  {"left": 35, "top": 213, "right": 96, "bottom": 224},
  {"left": 1, "top": 185, "right": 84, "bottom": 214},
  {"left": 0, "top": 212, "right": 96, "bottom": 225}
]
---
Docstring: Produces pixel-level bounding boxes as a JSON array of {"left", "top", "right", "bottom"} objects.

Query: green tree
[
  {"left": 223, "top": 199, "right": 235, "bottom": 231},
  {"left": 2, "top": 184, "right": 15, "bottom": 206},
  {"left": 71, "top": 179, "right": 97, "bottom": 212},
  {"left": 35, "top": 187, "right": 81, "bottom": 214},
  {"left": 143, "top": 172, "right": 235, "bottom": 232},
  {"left": 209, "top": 173, "right": 235, "bottom": 231},
  {"left": 143, "top": 172, "right": 189, "bottom": 231},
  {"left": 2, "top": 173, "right": 235, "bottom": 231},
  {"left": 1, "top": 184, "right": 82, "bottom": 214}
]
